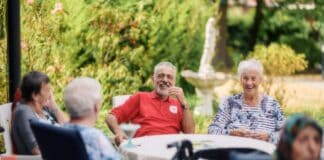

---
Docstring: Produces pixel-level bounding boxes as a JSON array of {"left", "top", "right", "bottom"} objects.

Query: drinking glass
[{"left": 120, "top": 123, "right": 140, "bottom": 148}]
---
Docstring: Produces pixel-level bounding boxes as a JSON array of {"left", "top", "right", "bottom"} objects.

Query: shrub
[
  {"left": 248, "top": 43, "right": 307, "bottom": 107},
  {"left": 248, "top": 43, "right": 307, "bottom": 76},
  {"left": 0, "top": 0, "right": 216, "bottom": 131}
]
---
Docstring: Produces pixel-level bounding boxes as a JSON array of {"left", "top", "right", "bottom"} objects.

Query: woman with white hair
[
  {"left": 63, "top": 77, "right": 120, "bottom": 160},
  {"left": 208, "top": 59, "right": 285, "bottom": 144}
]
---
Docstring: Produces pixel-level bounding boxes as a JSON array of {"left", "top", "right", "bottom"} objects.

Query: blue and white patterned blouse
[
  {"left": 64, "top": 124, "right": 120, "bottom": 160},
  {"left": 208, "top": 93, "right": 285, "bottom": 144}
]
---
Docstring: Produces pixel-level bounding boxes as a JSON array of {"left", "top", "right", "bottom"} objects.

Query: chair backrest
[
  {"left": 193, "top": 148, "right": 272, "bottom": 160},
  {"left": 228, "top": 150, "right": 272, "bottom": 160},
  {"left": 0, "top": 103, "right": 13, "bottom": 154},
  {"left": 112, "top": 95, "right": 130, "bottom": 108},
  {"left": 170, "top": 139, "right": 272, "bottom": 160},
  {"left": 30, "top": 119, "right": 88, "bottom": 160}
]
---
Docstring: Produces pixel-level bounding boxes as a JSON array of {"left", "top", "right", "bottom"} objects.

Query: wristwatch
[{"left": 182, "top": 104, "right": 189, "bottom": 110}]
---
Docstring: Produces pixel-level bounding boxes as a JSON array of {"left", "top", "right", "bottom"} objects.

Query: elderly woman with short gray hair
[
  {"left": 208, "top": 59, "right": 285, "bottom": 144},
  {"left": 63, "top": 77, "right": 120, "bottom": 159}
]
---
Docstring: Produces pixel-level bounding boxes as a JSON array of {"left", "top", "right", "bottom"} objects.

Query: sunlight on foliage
[{"left": 248, "top": 43, "right": 307, "bottom": 76}]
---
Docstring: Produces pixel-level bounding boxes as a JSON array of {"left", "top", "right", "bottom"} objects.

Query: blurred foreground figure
[
  {"left": 274, "top": 113, "right": 323, "bottom": 160},
  {"left": 64, "top": 77, "right": 120, "bottom": 159}
]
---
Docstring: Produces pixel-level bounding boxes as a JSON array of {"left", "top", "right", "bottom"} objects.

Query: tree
[
  {"left": 248, "top": 0, "right": 264, "bottom": 52},
  {"left": 213, "top": 0, "right": 232, "bottom": 68},
  {"left": 0, "top": 0, "right": 5, "bottom": 39}
]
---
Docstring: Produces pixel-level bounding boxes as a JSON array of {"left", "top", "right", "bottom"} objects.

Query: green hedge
[{"left": 0, "top": 0, "right": 215, "bottom": 111}]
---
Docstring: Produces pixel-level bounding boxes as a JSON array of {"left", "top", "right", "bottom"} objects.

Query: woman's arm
[
  {"left": 267, "top": 100, "right": 285, "bottom": 144},
  {"left": 14, "top": 109, "right": 40, "bottom": 155},
  {"left": 46, "top": 91, "right": 68, "bottom": 124},
  {"left": 208, "top": 98, "right": 231, "bottom": 135}
]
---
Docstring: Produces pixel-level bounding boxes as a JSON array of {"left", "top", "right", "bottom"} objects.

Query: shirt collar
[{"left": 149, "top": 91, "right": 170, "bottom": 102}]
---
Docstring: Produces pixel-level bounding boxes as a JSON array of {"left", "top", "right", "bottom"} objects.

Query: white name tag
[{"left": 169, "top": 105, "right": 178, "bottom": 114}]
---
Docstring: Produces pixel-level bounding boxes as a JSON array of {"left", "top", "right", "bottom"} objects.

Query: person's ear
[{"left": 32, "top": 92, "right": 39, "bottom": 102}]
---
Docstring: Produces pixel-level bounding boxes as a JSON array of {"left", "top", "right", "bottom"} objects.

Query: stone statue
[
  {"left": 181, "top": 17, "right": 227, "bottom": 116},
  {"left": 199, "top": 17, "right": 217, "bottom": 74}
]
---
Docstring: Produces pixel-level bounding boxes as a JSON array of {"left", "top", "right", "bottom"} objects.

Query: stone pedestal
[
  {"left": 181, "top": 70, "right": 226, "bottom": 116},
  {"left": 194, "top": 89, "right": 214, "bottom": 115},
  {"left": 181, "top": 17, "right": 227, "bottom": 115}
]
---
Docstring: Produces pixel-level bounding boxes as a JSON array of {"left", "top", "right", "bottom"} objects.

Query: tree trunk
[
  {"left": 213, "top": 0, "right": 231, "bottom": 69},
  {"left": 247, "top": 0, "right": 264, "bottom": 54},
  {"left": 0, "top": 0, "right": 5, "bottom": 39}
]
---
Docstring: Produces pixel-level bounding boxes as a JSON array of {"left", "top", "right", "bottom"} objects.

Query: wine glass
[{"left": 120, "top": 123, "right": 140, "bottom": 148}]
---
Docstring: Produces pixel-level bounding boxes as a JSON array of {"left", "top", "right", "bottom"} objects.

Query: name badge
[{"left": 169, "top": 105, "right": 178, "bottom": 114}]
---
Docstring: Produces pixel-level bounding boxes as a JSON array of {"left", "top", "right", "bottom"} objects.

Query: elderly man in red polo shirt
[{"left": 106, "top": 61, "right": 195, "bottom": 145}]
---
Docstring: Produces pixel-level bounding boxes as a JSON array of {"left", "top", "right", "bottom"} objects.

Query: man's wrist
[{"left": 181, "top": 104, "right": 189, "bottom": 110}]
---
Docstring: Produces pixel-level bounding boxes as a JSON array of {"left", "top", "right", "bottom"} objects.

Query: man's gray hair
[
  {"left": 63, "top": 77, "right": 102, "bottom": 118},
  {"left": 237, "top": 59, "right": 264, "bottom": 79},
  {"left": 154, "top": 61, "right": 177, "bottom": 75}
]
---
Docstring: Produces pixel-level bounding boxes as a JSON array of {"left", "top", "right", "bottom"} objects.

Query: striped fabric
[{"left": 208, "top": 93, "right": 285, "bottom": 144}]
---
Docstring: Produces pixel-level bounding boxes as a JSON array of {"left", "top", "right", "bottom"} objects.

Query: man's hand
[
  {"left": 168, "top": 87, "right": 187, "bottom": 107},
  {"left": 168, "top": 87, "right": 195, "bottom": 133},
  {"left": 115, "top": 131, "right": 128, "bottom": 146}
]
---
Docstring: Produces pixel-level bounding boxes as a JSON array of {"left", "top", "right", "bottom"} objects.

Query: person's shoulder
[
  {"left": 65, "top": 124, "right": 103, "bottom": 138},
  {"left": 228, "top": 93, "right": 242, "bottom": 100},
  {"left": 136, "top": 91, "right": 151, "bottom": 96},
  {"left": 134, "top": 91, "right": 155, "bottom": 100},
  {"left": 261, "top": 95, "right": 281, "bottom": 110},
  {"left": 14, "top": 103, "right": 34, "bottom": 117},
  {"left": 80, "top": 125, "right": 103, "bottom": 135},
  {"left": 81, "top": 127, "right": 108, "bottom": 143},
  {"left": 262, "top": 95, "right": 279, "bottom": 103},
  {"left": 221, "top": 93, "right": 242, "bottom": 103}
]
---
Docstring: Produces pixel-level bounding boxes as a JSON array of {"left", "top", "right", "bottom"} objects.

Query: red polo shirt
[{"left": 110, "top": 91, "right": 183, "bottom": 137}]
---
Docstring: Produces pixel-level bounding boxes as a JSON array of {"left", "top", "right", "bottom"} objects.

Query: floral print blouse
[
  {"left": 64, "top": 124, "right": 120, "bottom": 160},
  {"left": 208, "top": 93, "right": 285, "bottom": 144}
]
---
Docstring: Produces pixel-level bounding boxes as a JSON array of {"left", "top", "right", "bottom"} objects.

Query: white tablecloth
[{"left": 119, "top": 134, "right": 276, "bottom": 160}]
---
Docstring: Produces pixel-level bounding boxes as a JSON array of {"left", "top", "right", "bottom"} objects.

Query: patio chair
[
  {"left": 169, "top": 139, "right": 272, "bottom": 160},
  {"left": 193, "top": 148, "right": 271, "bottom": 160},
  {"left": 112, "top": 95, "right": 130, "bottom": 108},
  {"left": 0, "top": 103, "right": 42, "bottom": 160},
  {"left": 30, "top": 119, "right": 88, "bottom": 160},
  {"left": 109, "top": 94, "right": 131, "bottom": 147},
  {"left": 169, "top": 140, "right": 193, "bottom": 160},
  {"left": 228, "top": 150, "right": 272, "bottom": 160},
  {"left": 0, "top": 103, "right": 13, "bottom": 154}
]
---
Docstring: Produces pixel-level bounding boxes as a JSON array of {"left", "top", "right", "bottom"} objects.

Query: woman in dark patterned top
[
  {"left": 11, "top": 71, "right": 67, "bottom": 155},
  {"left": 208, "top": 59, "right": 285, "bottom": 144}
]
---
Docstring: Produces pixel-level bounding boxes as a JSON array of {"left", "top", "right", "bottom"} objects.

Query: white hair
[
  {"left": 154, "top": 61, "right": 176, "bottom": 76},
  {"left": 63, "top": 77, "right": 102, "bottom": 118},
  {"left": 237, "top": 59, "right": 264, "bottom": 79}
]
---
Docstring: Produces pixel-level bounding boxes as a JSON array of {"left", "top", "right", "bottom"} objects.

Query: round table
[{"left": 119, "top": 134, "right": 276, "bottom": 160}]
